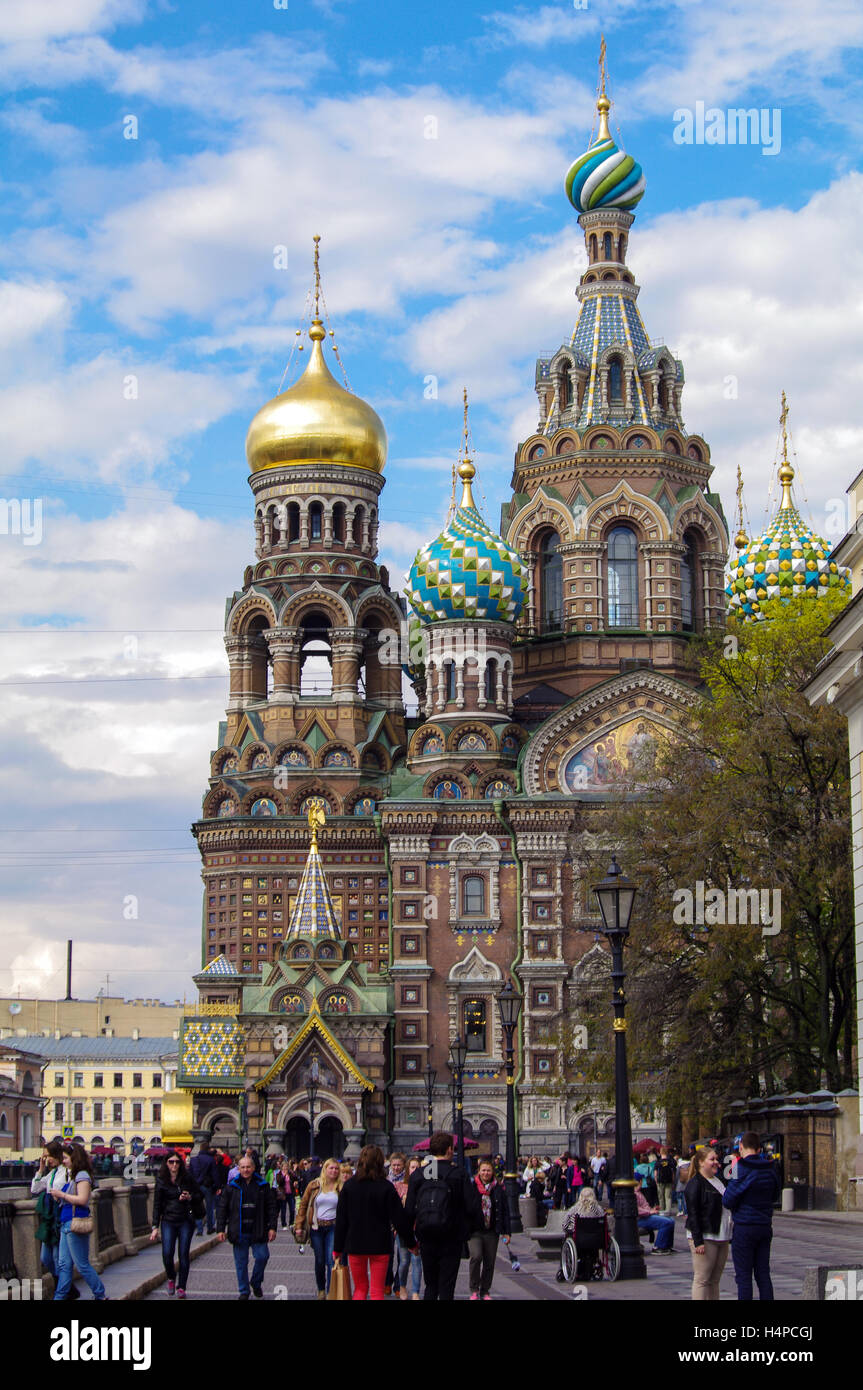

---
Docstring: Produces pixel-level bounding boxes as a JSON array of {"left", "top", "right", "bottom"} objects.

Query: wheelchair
[{"left": 558, "top": 1212, "right": 621, "bottom": 1283}]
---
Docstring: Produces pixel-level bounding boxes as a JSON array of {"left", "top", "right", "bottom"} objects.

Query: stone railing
[{"left": 0, "top": 1178, "right": 155, "bottom": 1298}]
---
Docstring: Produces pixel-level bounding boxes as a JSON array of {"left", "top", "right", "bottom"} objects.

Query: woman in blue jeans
[
  {"left": 149, "top": 1151, "right": 202, "bottom": 1298},
  {"left": 295, "top": 1158, "right": 342, "bottom": 1298},
  {"left": 395, "top": 1157, "right": 423, "bottom": 1299},
  {"left": 50, "top": 1145, "right": 107, "bottom": 1300}
]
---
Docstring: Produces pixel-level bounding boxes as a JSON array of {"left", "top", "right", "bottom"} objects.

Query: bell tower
[{"left": 194, "top": 241, "right": 405, "bottom": 986}]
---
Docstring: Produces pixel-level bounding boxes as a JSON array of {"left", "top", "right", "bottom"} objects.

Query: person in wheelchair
[{"left": 571, "top": 1186, "right": 607, "bottom": 1280}]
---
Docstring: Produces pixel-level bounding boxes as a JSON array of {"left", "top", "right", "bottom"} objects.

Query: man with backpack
[
  {"left": 405, "top": 1131, "right": 482, "bottom": 1301},
  {"left": 189, "top": 1141, "right": 220, "bottom": 1236}
]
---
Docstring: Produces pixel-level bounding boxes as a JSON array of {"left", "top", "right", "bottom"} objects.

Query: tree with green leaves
[{"left": 550, "top": 592, "right": 855, "bottom": 1136}]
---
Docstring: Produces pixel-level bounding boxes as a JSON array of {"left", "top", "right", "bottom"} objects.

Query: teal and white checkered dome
[
  {"left": 726, "top": 462, "right": 850, "bottom": 623},
  {"left": 407, "top": 462, "right": 526, "bottom": 625}
]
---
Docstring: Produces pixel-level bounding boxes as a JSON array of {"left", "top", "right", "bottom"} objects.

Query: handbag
[
  {"left": 69, "top": 1215, "right": 94, "bottom": 1234},
  {"left": 292, "top": 1220, "right": 309, "bottom": 1245},
  {"left": 327, "top": 1262, "right": 352, "bottom": 1301}
]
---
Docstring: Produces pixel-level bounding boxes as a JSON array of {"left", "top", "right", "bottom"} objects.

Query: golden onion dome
[{"left": 245, "top": 318, "right": 387, "bottom": 475}]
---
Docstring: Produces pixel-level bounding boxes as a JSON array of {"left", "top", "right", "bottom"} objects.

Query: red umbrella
[
  {"left": 632, "top": 1138, "right": 661, "bottom": 1155},
  {"left": 412, "top": 1134, "right": 480, "bottom": 1152}
]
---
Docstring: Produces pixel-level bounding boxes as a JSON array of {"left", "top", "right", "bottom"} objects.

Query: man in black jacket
[
  {"left": 405, "top": 1131, "right": 483, "bottom": 1301},
  {"left": 217, "top": 1156, "right": 278, "bottom": 1299},
  {"left": 722, "top": 1133, "right": 782, "bottom": 1300},
  {"left": 189, "top": 1142, "right": 220, "bottom": 1236}
]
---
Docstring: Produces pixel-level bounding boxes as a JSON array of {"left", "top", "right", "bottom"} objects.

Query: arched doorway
[
  {"left": 478, "top": 1118, "right": 499, "bottom": 1158},
  {"left": 209, "top": 1112, "right": 241, "bottom": 1156},
  {"left": 316, "top": 1116, "right": 345, "bottom": 1160},
  {"left": 285, "top": 1115, "right": 311, "bottom": 1159}
]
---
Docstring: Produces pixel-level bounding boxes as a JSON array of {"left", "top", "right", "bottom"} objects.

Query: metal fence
[
  {"left": 96, "top": 1188, "right": 117, "bottom": 1253},
  {"left": 129, "top": 1185, "right": 151, "bottom": 1238},
  {"left": 0, "top": 1202, "right": 16, "bottom": 1280}
]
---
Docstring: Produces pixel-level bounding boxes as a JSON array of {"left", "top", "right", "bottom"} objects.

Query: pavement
[{"left": 56, "top": 1207, "right": 862, "bottom": 1302}]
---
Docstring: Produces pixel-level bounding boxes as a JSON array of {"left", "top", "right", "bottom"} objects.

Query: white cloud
[
  {"left": 0, "top": 99, "right": 86, "bottom": 156},
  {"left": 631, "top": 0, "right": 863, "bottom": 115},
  {"left": 0, "top": 351, "right": 252, "bottom": 481},
  {"left": 0, "top": 0, "right": 145, "bottom": 42},
  {"left": 0, "top": 280, "right": 70, "bottom": 351},
  {"left": 58, "top": 91, "right": 560, "bottom": 333},
  {"left": 0, "top": 495, "right": 248, "bottom": 998},
  {"left": 482, "top": 5, "right": 599, "bottom": 49}
]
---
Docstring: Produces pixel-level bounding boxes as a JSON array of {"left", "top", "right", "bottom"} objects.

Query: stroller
[{"left": 559, "top": 1212, "right": 620, "bottom": 1283}]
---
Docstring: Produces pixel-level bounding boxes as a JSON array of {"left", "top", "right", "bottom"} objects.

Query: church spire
[{"left": 286, "top": 799, "right": 341, "bottom": 940}]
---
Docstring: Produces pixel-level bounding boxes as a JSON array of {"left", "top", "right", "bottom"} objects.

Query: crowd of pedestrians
[{"left": 30, "top": 1127, "right": 781, "bottom": 1302}]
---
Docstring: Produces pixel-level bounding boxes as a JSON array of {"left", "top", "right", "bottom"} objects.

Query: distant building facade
[
  {"left": 5, "top": 1037, "right": 178, "bottom": 1154},
  {"left": 0, "top": 1044, "right": 43, "bottom": 1155}
]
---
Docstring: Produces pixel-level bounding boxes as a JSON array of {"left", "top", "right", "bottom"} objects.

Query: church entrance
[
  {"left": 478, "top": 1118, "right": 499, "bottom": 1158},
  {"left": 285, "top": 1116, "right": 311, "bottom": 1159},
  {"left": 316, "top": 1116, "right": 345, "bottom": 1160}
]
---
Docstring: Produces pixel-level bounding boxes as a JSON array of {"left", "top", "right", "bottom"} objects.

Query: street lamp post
[
  {"left": 448, "top": 1069, "right": 458, "bottom": 1146},
  {"left": 448, "top": 1037, "right": 468, "bottom": 1170},
  {"left": 424, "top": 1064, "right": 437, "bottom": 1140},
  {"left": 306, "top": 1055, "right": 320, "bottom": 1161},
  {"left": 497, "top": 978, "right": 523, "bottom": 1233},
  {"left": 593, "top": 854, "right": 646, "bottom": 1280}
]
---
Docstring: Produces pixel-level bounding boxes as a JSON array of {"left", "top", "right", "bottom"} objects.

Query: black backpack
[{"left": 414, "top": 1175, "right": 454, "bottom": 1237}]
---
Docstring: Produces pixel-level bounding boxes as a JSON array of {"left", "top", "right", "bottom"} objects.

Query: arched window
[
  {"left": 484, "top": 660, "right": 497, "bottom": 703},
  {"left": 309, "top": 502, "right": 323, "bottom": 541},
  {"left": 287, "top": 502, "right": 300, "bottom": 542},
  {"left": 0, "top": 1112, "right": 7, "bottom": 1132},
  {"left": 607, "top": 527, "right": 639, "bottom": 628},
  {"left": 464, "top": 998, "right": 487, "bottom": 1052},
  {"left": 332, "top": 502, "right": 346, "bottom": 543},
  {"left": 603, "top": 231, "right": 612, "bottom": 260},
  {"left": 681, "top": 530, "right": 700, "bottom": 632},
  {"left": 300, "top": 611, "right": 332, "bottom": 697},
  {"left": 463, "top": 875, "right": 486, "bottom": 915},
  {"left": 589, "top": 233, "right": 598, "bottom": 263},
  {"left": 352, "top": 506, "right": 365, "bottom": 547},
  {"left": 540, "top": 531, "right": 563, "bottom": 632},
  {"left": 443, "top": 661, "right": 456, "bottom": 703},
  {"left": 608, "top": 356, "right": 624, "bottom": 402},
  {"left": 560, "top": 369, "right": 571, "bottom": 408}
]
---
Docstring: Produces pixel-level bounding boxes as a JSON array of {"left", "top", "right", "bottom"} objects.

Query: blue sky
[{"left": 0, "top": 0, "right": 862, "bottom": 1004}]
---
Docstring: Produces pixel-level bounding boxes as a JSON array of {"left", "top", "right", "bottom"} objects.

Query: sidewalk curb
[{"left": 119, "top": 1235, "right": 222, "bottom": 1302}]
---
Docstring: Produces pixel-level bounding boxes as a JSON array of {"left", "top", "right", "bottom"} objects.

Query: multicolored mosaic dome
[
  {"left": 565, "top": 96, "right": 645, "bottom": 214},
  {"left": 726, "top": 465, "right": 851, "bottom": 623},
  {"left": 408, "top": 462, "right": 526, "bottom": 625}
]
